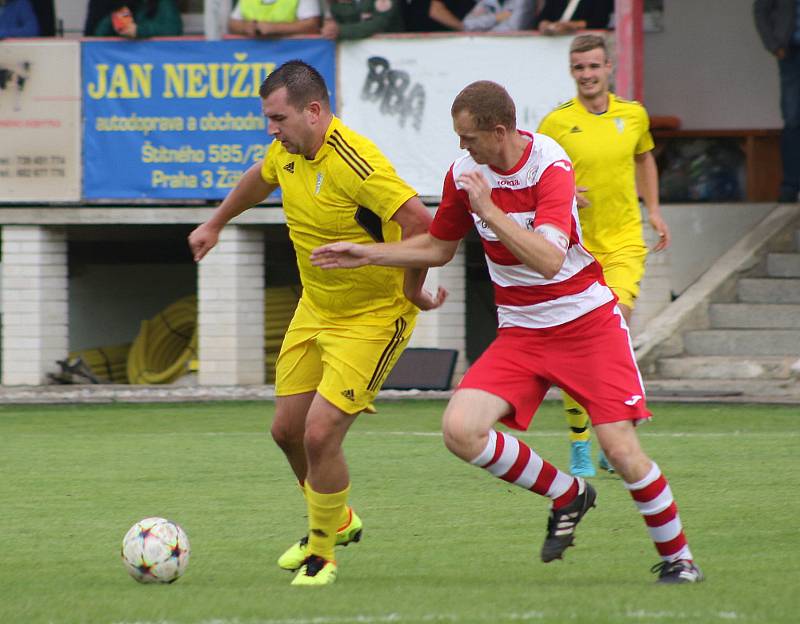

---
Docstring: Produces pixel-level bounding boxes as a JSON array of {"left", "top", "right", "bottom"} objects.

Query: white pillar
[
  {"left": 1, "top": 226, "right": 68, "bottom": 385},
  {"left": 197, "top": 226, "right": 265, "bottom": 385},
  {"left": 408, "top": 244, "right": 468, "bottom": 380}
]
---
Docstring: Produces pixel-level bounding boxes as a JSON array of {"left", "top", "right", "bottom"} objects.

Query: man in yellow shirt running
[
  {"left": 189, "top": 60, "right": 445, "bottom": 586},
  {"left": 537, "top": 34, "right": 670, "bottom": 477}
]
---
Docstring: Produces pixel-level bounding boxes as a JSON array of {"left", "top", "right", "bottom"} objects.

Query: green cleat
[
  {"left": 278, "top": 508, "right": 363, "bottom": 571},
  {"left": 291, "top": 555, "right": 337, "bottom": 586}
]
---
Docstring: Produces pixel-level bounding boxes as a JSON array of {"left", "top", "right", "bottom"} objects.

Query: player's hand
[
  {"left": 649, "top": 214, "right": 671, "bottom": 252},
  {"left": 408, "top": 286, "right": 448, "bottom": 311},
  {"left": 575, "top": 185, "right": 591, "bottom": 208},
  {"left": 458, "top": 170, "right": 495, "bottom": 220},
  {"left": 188, "top": 222, "right": 221, "bottom": 262},
  {"left": 310, "top": 242, "right": 371, "bottom": 269}
]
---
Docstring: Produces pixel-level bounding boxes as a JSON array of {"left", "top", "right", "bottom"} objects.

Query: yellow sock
[
  {"left": 305, "top": 482, "right": 350, "bottom": 562},
  {"left": 563, "top": 392, "right": 591, "bottom": 443}
]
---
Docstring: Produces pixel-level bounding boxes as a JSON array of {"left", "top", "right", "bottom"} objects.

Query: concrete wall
[
  {"left": 69, "top": 264, "right": 195, "bottom": 351},
  {"left": 661, "top": 203, "right": 774, "bottom": 294},
  {"left": 643, "top": 0, "right": 781, "bottom": 129}
]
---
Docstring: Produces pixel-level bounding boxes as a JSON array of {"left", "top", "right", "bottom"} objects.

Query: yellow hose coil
[
  {"left": 125, "top": 287, "right": 299, "bottom": 385},
  {"left": 69, "top": 343, "right": 131, "bottom": 383},
  {"left": 127, "top": 295, "right": 198, "bottom": 385}
]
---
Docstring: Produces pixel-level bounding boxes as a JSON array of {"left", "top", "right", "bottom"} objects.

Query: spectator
[
  {"left": 228, "top": 0, "right": 320, "bottom": 37},
  {"left": 0, "top": 0, "right": 41, "bottom": 37},
  {"left": 754, "top": 0, "right": 800, "bottom": 202},
  {"left": 321, "top": 0, "right": 404, "bottom": 40},
  {"left": 88, "top": 0, "right": 183, "bottom": 38},
  {"left": 402, "top": 0, "right": 477, "bottom": 32},
  {"left": 463, "top": 0, "right": 536, "bottom": 32},
  {"left": 30, "top": 0, "right": 54, "bottom": 36},
  {"left": 534, "top": 0, "right": 613, "bottom": 35}
]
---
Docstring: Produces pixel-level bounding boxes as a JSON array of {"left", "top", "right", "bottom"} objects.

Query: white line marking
[
  {"left": 109, "top": 609, "right": 743, "bottom": 624},
  {"left": 356, "top": 430, "right": 798, "bottom": 439}
]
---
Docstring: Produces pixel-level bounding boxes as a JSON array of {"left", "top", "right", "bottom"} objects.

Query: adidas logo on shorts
[{"left": 341, "top": 389, "right": 355, "bottom": 401}]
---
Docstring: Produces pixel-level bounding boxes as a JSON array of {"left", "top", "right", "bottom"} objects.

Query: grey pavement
[{"left": 0, "top": 382, "right": 797, "bottom": 405}]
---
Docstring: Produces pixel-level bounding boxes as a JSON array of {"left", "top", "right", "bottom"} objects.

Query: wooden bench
[{"left": 652, "top": 128, "right": 781, "bottom": 202}]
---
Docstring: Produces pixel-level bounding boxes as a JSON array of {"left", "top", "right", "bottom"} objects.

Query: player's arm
[
  {"left": 457, "top": 169, "right": 569, "bottom": 279},
  {"left": 255, "top": 16, "right": 321, "bottom": 36},
  {"left": 311, "top": 230, "right": 459, "bottom": 271},
  {"left": 429, "top": 0, "right": 466, "bottom": 30},
  {"left": 634, "top": 150, "right": 670, "bottom": 252},
  {"left": 391, "top": 196, "right": 448, "bottom": 311},
  {"left": 188, "top": 162, "right": 277, "bottom": 262}
]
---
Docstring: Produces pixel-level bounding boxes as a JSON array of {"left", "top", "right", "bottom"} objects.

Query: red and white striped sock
[
  {"left": 470, "top": 429, "right": 578, "bottom": 508},
  {"left": 624, "top": 462, "right": 693, "bottom": 562}
]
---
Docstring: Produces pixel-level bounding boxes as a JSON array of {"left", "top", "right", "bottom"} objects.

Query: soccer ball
[{"left": 121, "top": 517, "right": 190, "bottom": 584}]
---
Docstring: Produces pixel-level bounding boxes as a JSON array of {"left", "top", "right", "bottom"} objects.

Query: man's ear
[{"left": 304, "top": 100, "right": 322, "bottom": 125}]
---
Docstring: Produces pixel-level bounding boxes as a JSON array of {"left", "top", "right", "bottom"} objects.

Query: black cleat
[
  {"left": 540, "top": 478, "right": 597, "bottom": 562},
  {"left": 651, "top": 559, "right": 704, "bottom": 584}
]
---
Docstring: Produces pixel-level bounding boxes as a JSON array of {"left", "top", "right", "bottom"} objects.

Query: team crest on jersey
[
  {"left": 315, "top": 172, "right": 323, "bottom": 194},
  {"left": 283, "top": 161, "right": 295, "bottom": 173},
  {"left": 525, "top": 217, "right": 534, "bottom": 230},
  {"left": 614, "top": 117, "right": 625, "bottom": 133}
]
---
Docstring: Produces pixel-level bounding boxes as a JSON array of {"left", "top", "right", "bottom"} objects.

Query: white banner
[
  {"left": 0, "top": 41, "right": 81, "bottom": 202},
  {"left": 339, "top": 35, "right": 575, "bottom": 197}
]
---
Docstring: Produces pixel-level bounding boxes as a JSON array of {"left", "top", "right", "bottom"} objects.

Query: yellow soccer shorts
[
  {"left": 275, "top": 298, "right": 417, "bottom": 414},
  {"left": 592, "top": 245, "right": 648, "bottom": 310}
]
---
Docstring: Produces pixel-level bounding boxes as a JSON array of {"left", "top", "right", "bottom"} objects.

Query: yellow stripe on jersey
[
  {"left": 537, "top": 93, "right": 654, "bottom": 254},
  {"left": 260, "top": 116, "right": 419, "bottom": 323}
]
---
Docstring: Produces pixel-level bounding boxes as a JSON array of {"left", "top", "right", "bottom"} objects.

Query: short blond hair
[{"left": 570, "top": 34, "right": 609, "bottom": 59}]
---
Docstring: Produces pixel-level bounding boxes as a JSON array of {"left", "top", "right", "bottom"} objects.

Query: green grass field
[{"left": 1, "top": 399, "right": 798, "bottom": 624}]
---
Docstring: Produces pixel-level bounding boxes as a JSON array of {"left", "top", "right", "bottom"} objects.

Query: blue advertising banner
[{"left": 82, "top": 39, "right": 335, "bottom": 200}]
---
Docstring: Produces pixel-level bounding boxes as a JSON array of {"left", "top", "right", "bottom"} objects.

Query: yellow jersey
[
  {"left": 537, "top": 94, "right": 654, "bottom": 253},
  {"left": 261, "top": 116, "right": 419, "bottom": 322}
]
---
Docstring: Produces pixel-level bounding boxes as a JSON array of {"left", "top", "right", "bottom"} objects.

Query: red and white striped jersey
[{"left": 430, "top": 131, "right": 615, "bottom": 329}]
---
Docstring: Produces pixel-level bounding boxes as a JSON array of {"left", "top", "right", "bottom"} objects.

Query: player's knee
[
  {"left": 601, "top": 440, "right": 646, "bottom": 477},
  {"left": 442, "top": 413, "right": 483, "bottom": 461},
  {"left": 302, "top": 422, "right": 328, "bottom": 458},
  {"left": 271, "top": 418, "right": 302, "bottom": 451}
]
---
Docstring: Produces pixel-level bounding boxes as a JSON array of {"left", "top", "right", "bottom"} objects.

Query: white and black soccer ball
[{"left": 121, "top": 517, "right": 190, "bottom": 584}]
